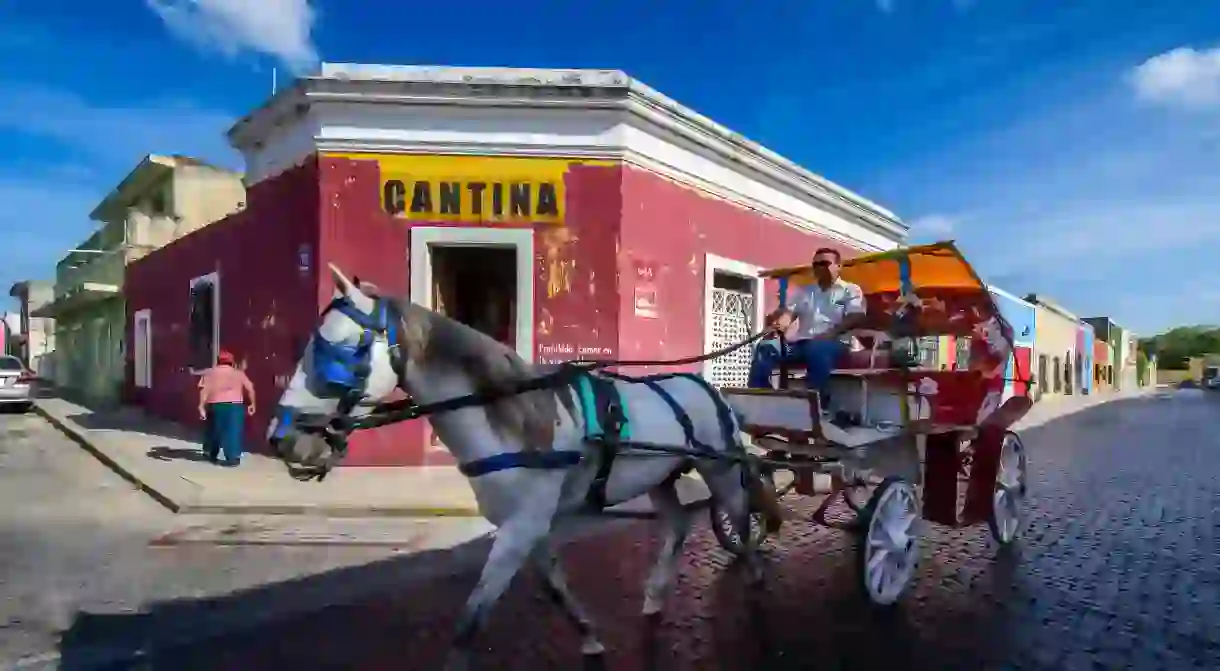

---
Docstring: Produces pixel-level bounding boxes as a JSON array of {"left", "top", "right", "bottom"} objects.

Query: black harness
[{"left": 275, "top": 294, "right": 766, "bottom": 491}]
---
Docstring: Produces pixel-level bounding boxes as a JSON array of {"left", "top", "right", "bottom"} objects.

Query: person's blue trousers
[
  {"left": 204, "top": 402, "right": 245, "bottom": 464},
  {"left": 747, "top": 338, "right": 848, "bottom": 401}
]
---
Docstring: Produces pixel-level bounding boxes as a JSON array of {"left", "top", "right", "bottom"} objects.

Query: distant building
[
  {"left": 33, "top": 154, "right": 245, "bottom": 407},
  {"left": 1025, "top": 293, "right": 1081, "bottom": 401},
  {"left": 7, "top": 280, "right": 56, "bottom": 376}
]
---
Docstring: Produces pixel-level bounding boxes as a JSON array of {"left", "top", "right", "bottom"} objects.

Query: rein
[
  {"left": 287, "top": 311, "right": 770, "bottom": 481},
  {"left": 349, "top": 325, "right": 772, "bottom": 429}
]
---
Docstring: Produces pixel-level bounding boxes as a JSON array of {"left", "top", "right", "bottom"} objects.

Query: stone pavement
[
  {"left": 35, "top": 387, "right": 1153, "bottom": 518},
  {"left": 34, "top": 389, "right": 1219, "bottom": 671}
]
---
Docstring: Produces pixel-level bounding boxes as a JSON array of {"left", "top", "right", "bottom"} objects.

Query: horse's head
[{"left": 267, "top": 263, "right": 408, "bottom": 479}]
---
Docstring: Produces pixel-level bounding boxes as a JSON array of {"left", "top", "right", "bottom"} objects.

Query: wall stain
[{"left": 541, "top": 227, "right": 577, "bottom": 298}]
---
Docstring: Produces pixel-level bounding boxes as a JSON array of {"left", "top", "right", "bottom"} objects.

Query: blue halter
[{"left": 312, "top": 296, "right": 399, "bottom": 394}]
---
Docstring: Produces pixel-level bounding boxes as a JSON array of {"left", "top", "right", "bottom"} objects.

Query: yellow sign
[{"left": 328, "top": 153, "right": 613, "bottom": 225}]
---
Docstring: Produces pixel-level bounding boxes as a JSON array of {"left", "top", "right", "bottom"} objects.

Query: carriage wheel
[
  {"left": 988, "top": 432, "right": 1028, "bottom": 545},
  {"left": 710, "top": 470, "right": 776, "bottom": 556},
  {"left": 857, "top": 477, "right": 919, "bottom": 606}
]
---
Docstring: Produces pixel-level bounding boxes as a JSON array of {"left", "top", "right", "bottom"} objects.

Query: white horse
[{"left": 267, "top": 265, "right": 783, "bottom": 670}]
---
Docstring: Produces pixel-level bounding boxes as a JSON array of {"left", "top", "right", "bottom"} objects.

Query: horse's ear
[{"left": 328, "top": 263, "right": 355, "bottom": 295}]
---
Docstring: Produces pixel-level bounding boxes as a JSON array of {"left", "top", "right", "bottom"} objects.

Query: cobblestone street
[{"left": 32, "top": 390, "right": 1219, "bottom": 670}]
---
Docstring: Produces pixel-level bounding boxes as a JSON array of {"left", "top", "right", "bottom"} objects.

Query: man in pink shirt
[{"left": 198, "top": 349, "right": 256, "bottom": 466}]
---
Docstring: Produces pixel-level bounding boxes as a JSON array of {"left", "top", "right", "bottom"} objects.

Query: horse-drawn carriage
[
  {"left": 272, "top": 241, "right": 1034, "bottom": 667},
  {"left": 714, "top": 241, "right": 1033, "bottom": 605}
]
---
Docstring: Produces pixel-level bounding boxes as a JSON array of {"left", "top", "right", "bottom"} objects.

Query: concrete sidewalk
[
  {"left": 34, "top": 396, "right": 484, "bottom": 517},
  {"left": 35, "top": 387, "right": 1155, "bottom": 518}
]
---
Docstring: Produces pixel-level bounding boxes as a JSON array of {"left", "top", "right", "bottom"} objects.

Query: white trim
[
  {"left": 188, "top": 272, "right": 220, "bottom": 374},
  {"left": 228, "top": 69, "right": 908, "bottom": 252},
  {"left": 408, "top": 227, "right": 534, "bottom": 362},
  {"left": 133, "top": 308, "right": 152, "bottom": 389},
  {"left": 702, "top": 254, "right": 764, "bottom": 381}
]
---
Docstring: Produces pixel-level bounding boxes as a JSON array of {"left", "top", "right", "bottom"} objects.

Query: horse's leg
[
  {"left": 700, "top": 462, "right": 766, "bottom": 584},
  {"left": 445, "top": 493, "right": 557, "bottom": 671},
  {"left": 642, "top": 479, "right": 691, "bottom": 617},
  {"left": 531, "top": 536, "right": 605, "bottom": 656}
]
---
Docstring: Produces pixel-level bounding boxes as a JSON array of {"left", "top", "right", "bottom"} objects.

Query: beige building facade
[
  {"left": 7, "top": 280, "right": 56, "bottom": 376},
  {"left": 1025, "top": 293, "right": 1081, "bottom": 401}
]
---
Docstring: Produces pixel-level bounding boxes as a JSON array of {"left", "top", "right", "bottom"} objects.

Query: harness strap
[
  {"left": 584, "top": 374, "right": 627, "bottom": 511},
  {"left": 458, "top": 450, "right": 584, "bottom": 478}
]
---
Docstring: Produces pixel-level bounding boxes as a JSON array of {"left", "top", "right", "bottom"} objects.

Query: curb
[
  {"left": 177, "top": 504, "right": 484, "bottom": 517},
  {"left": 33, "top": 402, "right": 183, "bottom": 513},
  {"left": 34, "top": 402, "right": 487, "bottom": 518}
]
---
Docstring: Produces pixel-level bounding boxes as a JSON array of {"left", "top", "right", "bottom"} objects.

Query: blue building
[{"left": 988, "top": 285, "right": 1037, "bottom": 399}]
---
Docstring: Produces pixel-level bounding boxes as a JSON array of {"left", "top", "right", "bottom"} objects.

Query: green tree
[{"left": 1140, "top": 325, "right": 1220, "bottom": 369}]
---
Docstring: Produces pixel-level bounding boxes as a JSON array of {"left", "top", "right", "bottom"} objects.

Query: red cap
[{"left": 217, "top": 350, "right": 236, "bottom": 366}]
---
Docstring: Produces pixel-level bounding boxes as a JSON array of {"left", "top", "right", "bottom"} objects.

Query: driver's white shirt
[{"left": 787, "top": 278, "right": 866, "bottom": 343}]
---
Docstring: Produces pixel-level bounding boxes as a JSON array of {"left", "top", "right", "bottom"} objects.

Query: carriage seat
[{"left": 774, "top": 329, "right": 896, "bottom": 377}]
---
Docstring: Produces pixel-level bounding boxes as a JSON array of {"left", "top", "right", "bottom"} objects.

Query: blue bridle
[{"left": 271, "top": 294, "right": 404, "bottom": 478}]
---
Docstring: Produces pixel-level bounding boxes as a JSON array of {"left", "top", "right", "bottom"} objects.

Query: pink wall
[{"left": 616, "top": 166, "right": 859, "bottom": 374}]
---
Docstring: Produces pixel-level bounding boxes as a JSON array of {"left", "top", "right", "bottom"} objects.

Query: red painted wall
[
  {"left": 616, "top": 166, "right": 859, "bottom": 374},
  {"left": 124, "top": 160, "right": 322, "bottom": 455},
  {"left": 312, "top": 158, "right": 622, "bottom": 465}
]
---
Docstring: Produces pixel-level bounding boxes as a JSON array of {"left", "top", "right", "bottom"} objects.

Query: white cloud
[
  {"left": 146, "top": 0, "right": 319, "bottom": 74},
  {"left": 908, "top": 214, "right": 958, "bottom": 239},
  {"left": 1130, "top": 45, "right": 1220, "bottom": 110},
  {"left": 859, "top": 58, "right": 1220, "bottom": 335}
]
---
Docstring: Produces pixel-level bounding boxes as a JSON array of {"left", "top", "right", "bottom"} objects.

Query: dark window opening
[{"left": 188, "top": 276, "right": 218, "bottom": 371}]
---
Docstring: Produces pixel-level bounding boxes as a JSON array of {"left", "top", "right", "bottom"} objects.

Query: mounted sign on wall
[
  {"left": 327, "top": 153, "right": 613, "bottom": 226},
  {"left": 633, "top": 259, "right": 659, "bottom": 319}
]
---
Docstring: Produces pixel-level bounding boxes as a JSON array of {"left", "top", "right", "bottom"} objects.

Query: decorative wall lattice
[{"left": 709, "top": 286, "right": 755, "bottom": 388}]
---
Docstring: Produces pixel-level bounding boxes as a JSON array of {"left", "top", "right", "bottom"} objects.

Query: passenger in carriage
[{"left": 748, "top": 248, "right": 867, "bottom": 406}]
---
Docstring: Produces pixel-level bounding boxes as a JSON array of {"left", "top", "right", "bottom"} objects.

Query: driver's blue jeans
[{"left": 747, "top": 338, "right": 847, "bottom": 400}]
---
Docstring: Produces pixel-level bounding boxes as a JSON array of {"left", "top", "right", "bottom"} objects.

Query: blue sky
[{"left": 1, "top": 0, "right": 1218, "bottom": 335}]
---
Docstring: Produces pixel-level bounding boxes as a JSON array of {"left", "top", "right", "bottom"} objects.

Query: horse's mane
[{"left": 388, "top": 297, "right": 577, "bottom": 451}]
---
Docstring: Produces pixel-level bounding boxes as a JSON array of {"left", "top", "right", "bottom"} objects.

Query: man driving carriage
[{"left": 748, "top": 247, "right": 867, "bottom": 405}]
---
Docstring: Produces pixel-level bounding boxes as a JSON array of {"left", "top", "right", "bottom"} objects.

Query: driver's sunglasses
[{"left": 811, "top": 260, "right": 832, "bottom": 268}]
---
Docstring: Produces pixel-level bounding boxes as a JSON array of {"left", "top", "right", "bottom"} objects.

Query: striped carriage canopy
[
  {"left": 759, "top": 241, "right": 985, "bottom": 294},
  {"left": 759, "top": 241, "right": 1003, "bottom": 339}
]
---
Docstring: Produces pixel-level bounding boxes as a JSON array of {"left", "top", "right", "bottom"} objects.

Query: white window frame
[
  {"left": 409, "top": 227, "right": 534, "bottom": 363},
  {"left": 133, "top": 308, "right": 152, "bottom": 389},
  {"left": 702, "top": 253, "right": 764, "bottom": 381},
  {"left": 188, "top": 271, "right": 220, "bottom": 374}
]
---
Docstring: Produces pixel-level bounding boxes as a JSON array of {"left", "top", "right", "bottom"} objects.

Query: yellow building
[{"left": 1025, "top": 294, "right": 1080, "bottom": 402}]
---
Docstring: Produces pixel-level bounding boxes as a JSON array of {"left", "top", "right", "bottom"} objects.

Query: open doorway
[{"left": 430, "top": 246, "right": 517, "bottom": 347}]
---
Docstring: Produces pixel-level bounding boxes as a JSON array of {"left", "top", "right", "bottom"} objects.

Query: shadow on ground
[
  {"left": 46, "top": 397, "right": 1170, "bottom": 671},
  {"left": 65, "top": 409, "right": 204, "bottom": 446}
]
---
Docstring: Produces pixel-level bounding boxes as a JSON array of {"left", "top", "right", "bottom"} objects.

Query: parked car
[
  {"left": 1205, "top": 366, "right": 1220, "bottom": 391},
  {"left": 0, "top": 356, "right": 35, "bottom": 411}
]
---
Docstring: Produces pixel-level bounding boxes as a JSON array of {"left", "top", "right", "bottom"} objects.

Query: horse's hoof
[{"left": 581, "top": 640, "right": 606, "bottom": 656}]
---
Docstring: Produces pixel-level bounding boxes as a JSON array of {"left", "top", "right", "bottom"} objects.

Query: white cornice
[{"left": 227, "top": 65, "right": 908, "bottom": 249}]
